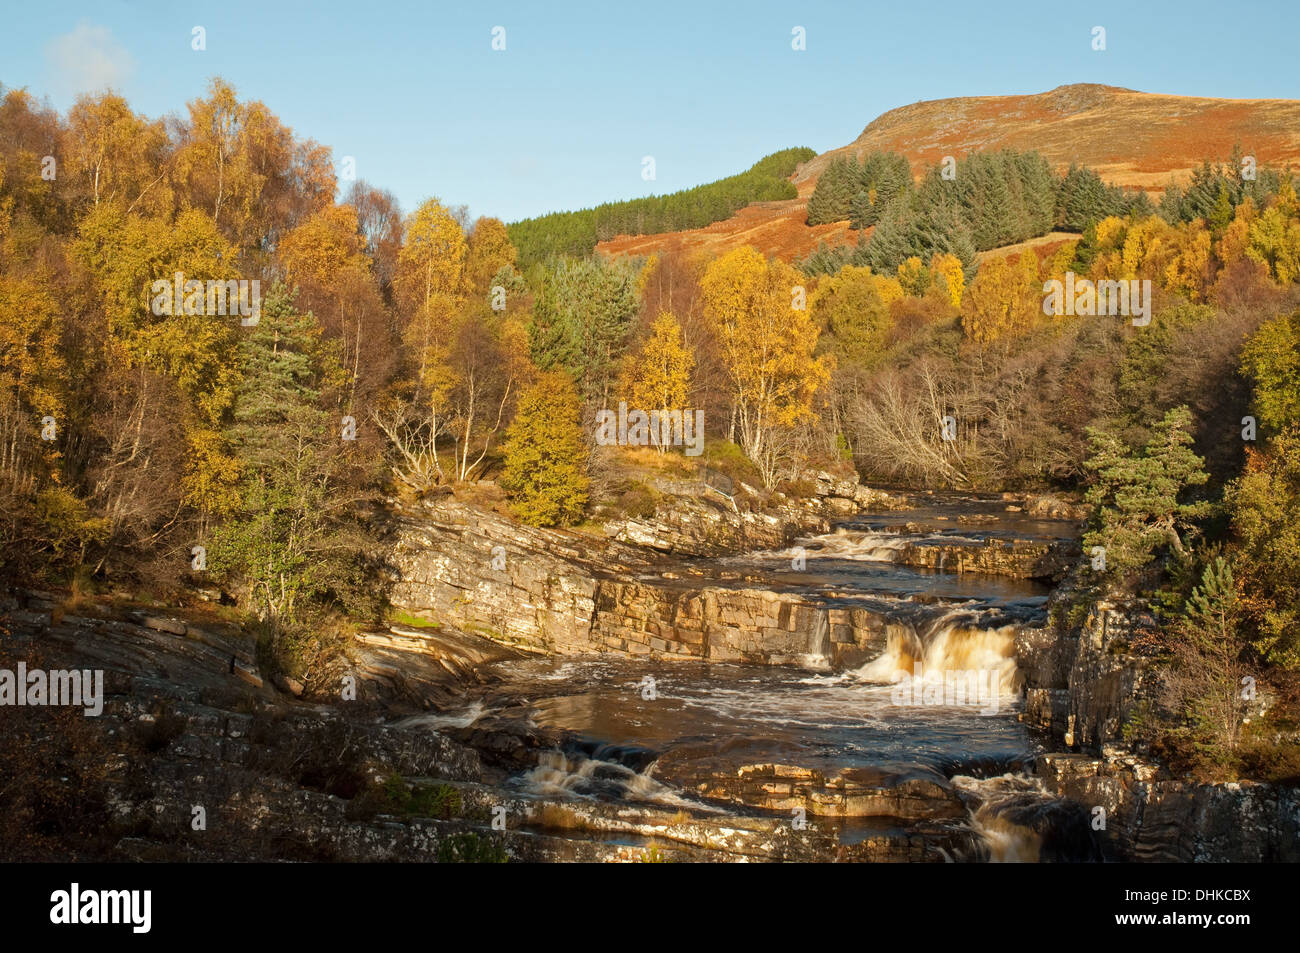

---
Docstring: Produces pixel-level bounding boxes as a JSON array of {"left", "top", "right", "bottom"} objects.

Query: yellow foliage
[
  {"left": 1120, "top": 216, "right": 1176, "bottom": 280},
  {"left": 636, "top": 254, "right": 660, "bottom": 299},
  {"left": 1093, "top": 216, "right": 1127, "bottom": 253},
  {"left": 464, "top": 217, "right": 516, "bottom": 294},
  {"left": 404, "top": 291, "right": 459, "bottom": 412},
  {"left": 1016, "top": 249, "right": 1040, "bottom": 286},
  {"left": 65, "top": 92, "right": 171, "bottom": 212},
  {"left": 896, "top": 256, "right": 927, "bottom": 297},
  {"left": 872, "top": 274, "right": 904, "bottom": 306},
  {"left": 1218, "top": 197, "right": 1257, "bottom": 268},
  {"left": 397, "top": 198, "right": 468, "bottom": 312},
  {"left": 809, "top": 265, "right": 891, "bottom": 365},
  {"left": 1163, "top": 221, "right": 1212, "bottom": 300},
  {"left": 961, "top": 253, "right": 1039, "bottom": 345},
  {"left": 625, "top": 312, "right": 694, "bottom": 413},
  {"left": 0, "top": 162, "right": 9, "bottom": 244},
  {"left": 930, "top": 252, "right": 964, "bottom": 308},
  {"left": 279, "top": 204, "right": 370, "bottom": 286},
  {"left": 1246, "top": 189, "right": 1300, "bottom": 284},
  {"left": 174, "top": 79, "right": 334, "bottom": 249},
  {"left": 1044, "top": 241, "right": 1077, "bottom": 282},
  {"left": 0, "top": 272, "right": 66, "bottom": 426},
  {"left": 1275, "top": 178, "right": 1299, "bottom": 217},
  {"left": 182, "top": 427, "right": 241, "bottom": 517},
  {"left": 699, "top": 246, "right": 830, "bottom": 459}
]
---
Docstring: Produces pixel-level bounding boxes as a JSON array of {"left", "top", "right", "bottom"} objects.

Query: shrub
[{"left": 437, "top": 832, "right": 508, "bottom": 863}]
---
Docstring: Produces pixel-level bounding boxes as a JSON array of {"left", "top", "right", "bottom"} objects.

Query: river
[{"left": 405, "top": 494, "right": 1097, "bottom": 860}]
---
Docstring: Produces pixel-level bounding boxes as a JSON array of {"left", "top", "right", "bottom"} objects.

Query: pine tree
[
  {"left": 1208, "top": 185, "right": 1234, "bottom": 233},
  {"left": 1083, "top": 406, "right": 1211, "bottom": 577},
  {"left": 209, "top": 286, "right": 375, "bottom": 640},
  {"left": 528, "top": 257, "right": 639, "bottom": 406}
]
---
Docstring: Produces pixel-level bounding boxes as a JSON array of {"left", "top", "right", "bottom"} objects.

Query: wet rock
[{"left": 877, "top": 536, "right": 1079, "bottom": 581}]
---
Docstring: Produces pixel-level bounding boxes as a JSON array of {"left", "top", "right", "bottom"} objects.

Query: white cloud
[{"left": 45, "top": 22, "right": 135, "bottom": 99}]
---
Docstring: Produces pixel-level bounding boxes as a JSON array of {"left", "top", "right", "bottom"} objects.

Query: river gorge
[{"left": 5, "top": 480, "right": 1297, "bottom": 862}]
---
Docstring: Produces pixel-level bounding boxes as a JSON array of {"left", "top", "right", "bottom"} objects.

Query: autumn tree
[
  {"left": 1216, "top": 197, "right": 1257, "bottom": 271},
  {"left": 1161, "top": 220, "right": 1212, "bottom": 300},
  {"left": 930, "top": 252, "right": 965, "bottom": 308},
  {"left": 74, "top": 203, "right": 245, "bottom": 519},
  {"left": 624, "top": 312, "right": 694, "bottom": 451},
  {"left": 433, "top": 311, "right": 534, "bottom": 481},
  {"left": 278, "top": 203, "right": 393, "bottom": 406},
  {"left": 1246, "top": 180, "right": 1300, "bottom": 283},
  {"left": 0, "top": 88, "right": 65, "bottom": 232},
  {"left": 0, "top": 269, "right": 94, "bottom": 573},
  {"left": 700, "top": 246, "right": 830, "bottom": 485},
  {"left": 174, "top": 78, "right": 335, "bottom": 257},
  {"left": 396, "top": 197, "right": 467, "bottom": 379},
  {"left": 1239, "top": 308, "right": 1300, "bottom": 435},
  {"left": 464, "top": 216, "right": 517, "bottom": 297},
  {"left": 896, "top": 256, "right": 929, "bottom": 297},
  {"left": 0, "top": 271, "right": 65, "bottom": 487},
  {"left": 368, "top": 198, "right": 471, "bottom": 491},
  {"left": 809, "top": 265, "right": 891, "bottom": 367},
  {"left": 64, "top": 92, "right": 170, "bottom": 213},
  {"left": 1227, "top": 430, "right": 1300, "bottom": 669},
  {"left": 344, "top": 180, "right": 403, "bottom": 300},
  {"left": 961, "top": 252, "right": 1038, "bottom": 345},
  {"left": 397, "top": 197, "right": 468, "bottom": 303}
]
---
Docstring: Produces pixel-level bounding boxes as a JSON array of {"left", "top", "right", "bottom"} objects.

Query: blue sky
[{"left": 3, "top": 0, "right": 1297, "bottom": 223}]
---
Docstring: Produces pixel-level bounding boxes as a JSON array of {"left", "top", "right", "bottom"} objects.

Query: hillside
[
  {"left": 598, "top": 84, "right": 1300, "bottom": 263},
  {"left": 598, "top": 177, "right": 860, "bottom": 261},
  {"left": 507, "top": 147, "right": 814, "bottom": 266}
]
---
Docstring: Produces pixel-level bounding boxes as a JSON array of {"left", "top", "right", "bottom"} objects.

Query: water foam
[{"left": 518, "top": 750, "right": 719, "bottom": 811}]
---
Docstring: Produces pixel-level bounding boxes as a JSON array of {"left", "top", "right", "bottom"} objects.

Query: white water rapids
[{"left": 397, "top": 500, "right": 1088, "bottom": 861}]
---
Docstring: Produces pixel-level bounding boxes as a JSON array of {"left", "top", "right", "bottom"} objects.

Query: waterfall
[
  {"left": 953, "top": 774, "right": 1105, "bottom": 863},
  {"left": 802, "top": 610, "right": 833, "bottom": 670},
  {"left": 969, "top": 804, "right": 1044, "bottom": 862},
  {"left": 854, "top": 612, "right": 1023, "bottom": 698}
]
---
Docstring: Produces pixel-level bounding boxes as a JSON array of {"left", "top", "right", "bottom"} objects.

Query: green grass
[{"left": 386, "top": 608, "right": 440, "bottom": 630}]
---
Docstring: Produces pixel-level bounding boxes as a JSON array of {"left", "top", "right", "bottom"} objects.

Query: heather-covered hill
[{"left": 598, "top": 84, "right": 1300, "bottom": 262}]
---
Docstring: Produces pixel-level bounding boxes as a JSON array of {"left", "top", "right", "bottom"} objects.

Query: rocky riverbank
[
  {"left": 0, "top": 585, "right": 986, "bottom": 862},
  {"left": 1010, "top": 566, "right": 1300, "bottom": 862},
  {"left": 5, "top": 479, "right": 1296, "bottom": 864},
  {"left": 386, "top": 480, "right": 1078, "bottom": 668}
]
